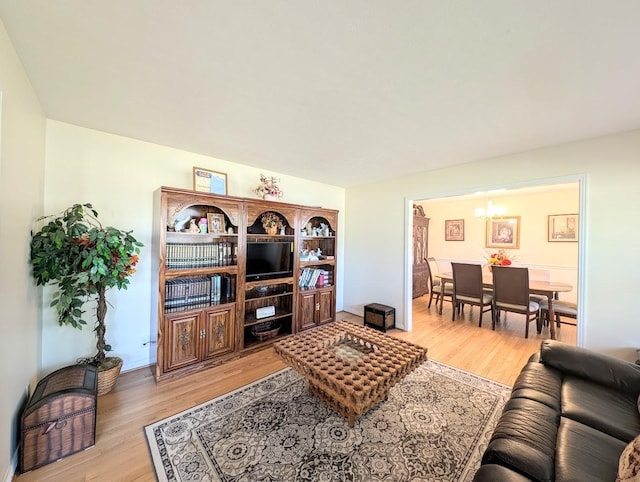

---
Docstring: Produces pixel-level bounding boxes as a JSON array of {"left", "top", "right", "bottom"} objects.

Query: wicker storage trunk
[{"left": 20, "top": 364, "right": 97, "bottom": 472}]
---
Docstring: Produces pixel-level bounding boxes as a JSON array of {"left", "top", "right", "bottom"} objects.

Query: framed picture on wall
[
  {"left": 548, "top": 214, "right": 578, "bottom": 242},
  {"left": 444, "top": 219, "right": 464, "bottom": 241},
  {"left": 193, "top": 167, "right": 227, "bottom": 195},
  {"left": 486, "top": 216, "right": 520, "bottom": 249}
]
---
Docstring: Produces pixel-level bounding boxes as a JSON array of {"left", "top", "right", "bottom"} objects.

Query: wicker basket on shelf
[{"left": 251, "top": 321, "right": 281, "bottom": 341}]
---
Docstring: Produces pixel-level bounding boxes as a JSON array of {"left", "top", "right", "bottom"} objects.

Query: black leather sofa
[{"left": 474, "top": 339, "right": 640, "bottom": 481}]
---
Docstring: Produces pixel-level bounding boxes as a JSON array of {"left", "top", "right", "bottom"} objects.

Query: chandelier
[{"left": 474, "top": 200, "right": 506, "bottom": 220}]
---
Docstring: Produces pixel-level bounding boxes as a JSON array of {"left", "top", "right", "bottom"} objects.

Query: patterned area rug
[{"left": 145, "top": 360, "right": 510, "bottom": 481}]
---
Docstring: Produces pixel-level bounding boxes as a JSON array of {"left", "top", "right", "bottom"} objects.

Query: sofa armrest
[{"left": 540, "top": 340, "right": 640, "bottom": 396}]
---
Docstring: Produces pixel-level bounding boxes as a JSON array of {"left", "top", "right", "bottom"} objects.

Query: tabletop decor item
[
  {"left": 29, "top": 203, "right": 143, "bottom": 395},
  {"left": 253, "top": 174, "right": 283, "bottom": 200},
  {"left": 261, "top": 211, "right": 284, "bottom": 235},
  {"left": 486, "top": 249, "right": 513, "bottom": 271}
]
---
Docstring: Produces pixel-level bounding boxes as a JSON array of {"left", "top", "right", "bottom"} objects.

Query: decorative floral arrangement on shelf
[
  {"left": 261, "top": 211, "right": 284, "bottom": 232},
  {"left": 253, "top": 174, "right": 283, "bottom": 200},
  {"left": 486, "top": 249, "right": 514, "bottom": 271}
]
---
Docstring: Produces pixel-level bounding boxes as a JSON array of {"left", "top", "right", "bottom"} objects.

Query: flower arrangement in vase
[
  {"left": 261, "top": 211, "right": 284, "bottom": 235},
  {"left": 486, "top": 249, "right": 513, "bottom": 271},
  {"left": 253, "top": 174, "right": 283, "bottom": 200}
]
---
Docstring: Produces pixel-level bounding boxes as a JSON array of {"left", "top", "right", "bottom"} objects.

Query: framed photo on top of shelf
[
  {"left": 207, "top": 213, "right": 226, "bottom": 233},
  {"left": 444, "top": 219, "right": 464, "bottom": 241},
  {"left": 486, "top": 216, "right": 520, "bottom": 249},
  {"left": 548, "top": 213, "right": 578, "bottom": 242},
  {"left": 193, "top": 167, "right": 227, "bottom": 195}
]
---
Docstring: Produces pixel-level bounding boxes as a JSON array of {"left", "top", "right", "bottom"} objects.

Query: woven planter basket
[{"left": 97, "top": 356, "right": 123, "bottom": 396}]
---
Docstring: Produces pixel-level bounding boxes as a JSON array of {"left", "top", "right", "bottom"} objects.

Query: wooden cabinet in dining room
[{"left": 412, "top": 206, "right": 430, "bottom": 298}]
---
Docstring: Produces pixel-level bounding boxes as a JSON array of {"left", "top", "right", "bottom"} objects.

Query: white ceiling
[{"left": 2, "top": 1, "right": 639, "bottom": 187}]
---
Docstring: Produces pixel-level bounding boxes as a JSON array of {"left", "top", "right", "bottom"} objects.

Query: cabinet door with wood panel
[
  {"left": 298, "top": 291, "right": 318, "bottom": 331},
  {"left": 317, "top": 288, "right": 334, "bottom": 324},
  {"left": 202, "top": 306, "right": 235, "bottom": 359},
  {"left": 297, "top": 287, "right": 334, "bottom": 331},
  {"left": 164, "top": 312, "right": 200, "bottom": 371}
]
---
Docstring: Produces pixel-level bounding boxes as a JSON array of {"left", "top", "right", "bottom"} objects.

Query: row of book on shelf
[
  {"left": 298, "top": 268, "right": 332, "bottom": 289},
  {"left": 165, "top": 242, "right": 236, "bottom": 269},
  {"left": 164, "top": 274, "right": 236, "bottom": 313}
]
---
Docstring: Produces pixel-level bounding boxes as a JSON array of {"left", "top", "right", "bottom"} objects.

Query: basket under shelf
[{"left": 251, "top": 320, "right": 281, "bottom": 341}]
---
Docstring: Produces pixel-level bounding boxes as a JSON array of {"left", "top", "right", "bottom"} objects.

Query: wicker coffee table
[{"left": 273, "top": 320, "right": 428, "bottom": 426}]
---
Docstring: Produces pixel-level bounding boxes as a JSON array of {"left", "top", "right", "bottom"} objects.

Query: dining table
[{"left": 435, "top": 272, "right": 573, "bottom": 339}]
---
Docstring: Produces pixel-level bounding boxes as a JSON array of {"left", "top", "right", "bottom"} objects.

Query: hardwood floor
[{"left": 15, "top": 299, "right": 576, "bottom": 481}]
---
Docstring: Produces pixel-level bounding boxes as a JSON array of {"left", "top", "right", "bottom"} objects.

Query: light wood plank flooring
[{"left": 15, "top": 299, "right": 575, "bottom": 481}]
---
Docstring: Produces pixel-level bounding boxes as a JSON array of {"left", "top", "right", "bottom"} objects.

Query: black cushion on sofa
[
  {"left": 561, "top": 375, "right": 640, "bottom": 443},
  {"left": 540, "top": 340, "right": 640, "bottom": 396},
  {"left": 482, "top": 398, "right": 559, "bottom": 481},
  {"left": 555, "top": 417, "right": 627, "bottom": 482},
  {"left": 511, "top": 362, "right": 562, "bottom": 411}
]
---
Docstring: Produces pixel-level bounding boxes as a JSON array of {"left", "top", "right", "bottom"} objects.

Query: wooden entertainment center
[{"left": 152, "top": 187, "right": 338, "bottom": 381}]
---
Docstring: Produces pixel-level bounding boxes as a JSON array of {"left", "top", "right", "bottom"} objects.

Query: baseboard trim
[{"left": 4, "top": 447, "right": 18, "bottom": 482}]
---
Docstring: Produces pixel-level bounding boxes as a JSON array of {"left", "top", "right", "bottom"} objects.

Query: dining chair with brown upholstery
[
  {"left": 451, "top": 262, "right": 493, "bottom": 327},
  {"left": 425, "top": 257, "right": 453, "bottom": 314},
  {"left": 491, "top": 266, "right": 541, "bottom": 338}
]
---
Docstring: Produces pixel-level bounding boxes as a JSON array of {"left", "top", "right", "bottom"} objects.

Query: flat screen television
[{"left": 246, "top": 241, "right": 294, "bottom": 281}]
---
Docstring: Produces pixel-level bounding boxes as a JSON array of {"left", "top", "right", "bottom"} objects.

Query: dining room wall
[
  {"left": 343, "top": 128, "right": 640, "bottom": 360},
  {"left": 416, "top": 184, "right": 579, "bottom": 302}
]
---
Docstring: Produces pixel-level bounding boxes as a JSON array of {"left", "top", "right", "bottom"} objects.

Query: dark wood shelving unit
[{"left": 152, "top": 186, "right": 338, "bottom": 381}]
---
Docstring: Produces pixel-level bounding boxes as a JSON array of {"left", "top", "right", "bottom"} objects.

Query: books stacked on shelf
[
  {"left": 298, "top": 268, "right": 332, "bottom": 289},
  {"left": 210, "top": 273, "right": 235, "bottom": 304},
  {"left": 165, "top": 242, "right": 236, "bottom": 269},
  {"left": 165, "top": 277, "right": 210, "bottom": 313},
  {"left": 165, "top": 275, "right": 235, "bottom": 313}
]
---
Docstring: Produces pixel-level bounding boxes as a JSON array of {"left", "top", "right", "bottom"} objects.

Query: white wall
[
  {"left": 43, "top": 120, "right": 346, "bottom": 373},
  {"left": 0, "top": 19, "right": 46, "bottom": 481},
  {"left": 417, "top": 185, "right": 579, "bottom": 302},
  {"left": 344, "top": 130, "right": 640, "bottom": 360}
]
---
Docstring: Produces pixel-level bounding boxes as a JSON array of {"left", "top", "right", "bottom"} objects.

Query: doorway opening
[{"left": 405, "top": 174, "right": 585, "bottom": 348}]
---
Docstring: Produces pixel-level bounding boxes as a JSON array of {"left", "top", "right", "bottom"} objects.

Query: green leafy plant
[{"left": 30, "top": 203, "right": 143, "bottom": 366}]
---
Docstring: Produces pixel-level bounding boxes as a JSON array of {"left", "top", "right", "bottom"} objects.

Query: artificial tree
[{"left": 30, "top": 203, "right": 142, "bottom": 370}]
